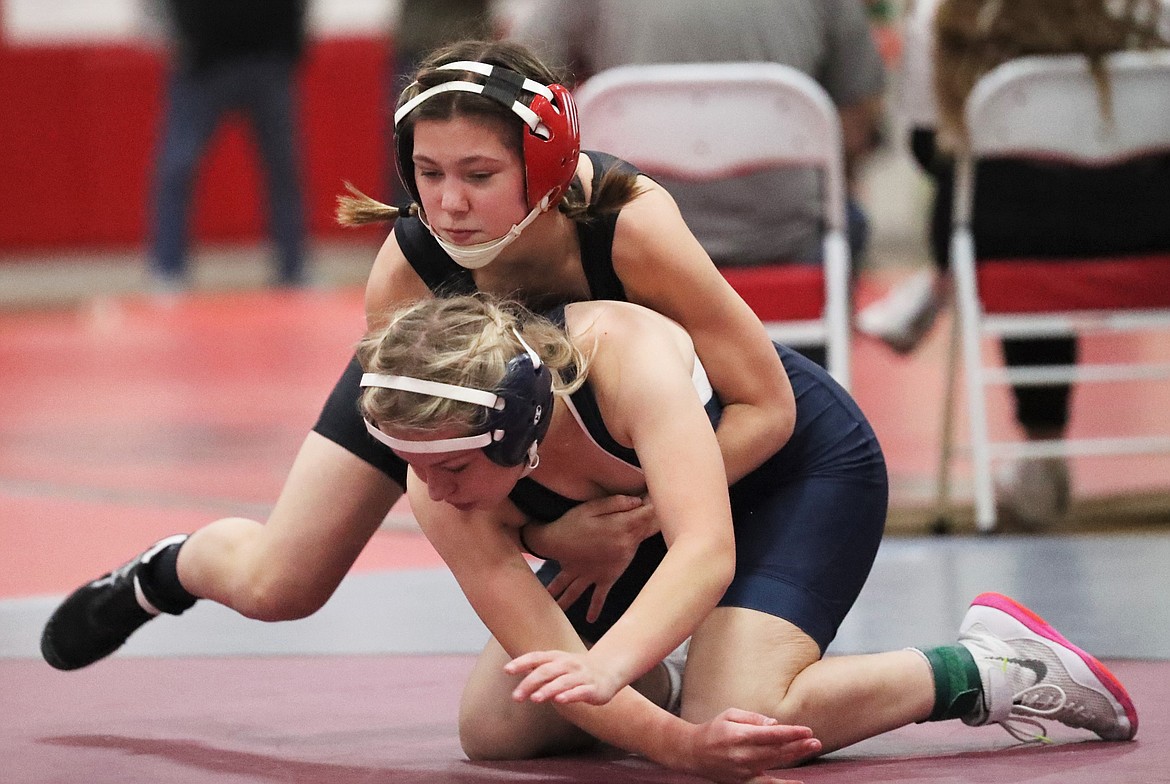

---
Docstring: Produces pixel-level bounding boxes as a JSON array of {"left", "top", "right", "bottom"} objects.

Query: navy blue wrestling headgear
[{"left": 360, "top": 330, "right": 554, "bottom": 468}]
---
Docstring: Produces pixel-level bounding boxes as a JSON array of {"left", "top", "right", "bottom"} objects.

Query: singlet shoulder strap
[
  {"left": 394, "top": 215, "right": 476, "bottom": 296},
  {"left": 587, "top": 150, "right": 639, "bottom": 190},
  {"left": 546, "top": 303, "right": 640, "bottom": 467},
  {"left": 575, "top": 150, "right": 641, "bottom": 302}
]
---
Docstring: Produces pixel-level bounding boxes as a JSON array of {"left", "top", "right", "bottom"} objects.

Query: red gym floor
[{"left": 2, "top": 285, "right": 1169, "bottom": 783}]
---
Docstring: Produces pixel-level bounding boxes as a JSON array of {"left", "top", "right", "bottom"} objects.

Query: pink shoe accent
[{"left": 970, "top": 592, "right": 1139, "bottom": 738}]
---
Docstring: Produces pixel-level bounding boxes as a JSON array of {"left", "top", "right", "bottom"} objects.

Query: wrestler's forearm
[
  {"left": 713, "top": 399, "right": 793, "bottom": 484},
  {"left": 555, "top": 686, "right": 698, "bottom": 771}
]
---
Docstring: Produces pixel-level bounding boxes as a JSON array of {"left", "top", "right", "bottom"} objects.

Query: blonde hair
[
  {"left": 933, "top": 0, "right": 1167, "bottom": 147},
  {"left": 336, "top": 39, "right": 643, "bottom": 229},
  {"left": 356, "top": 295, "right": 590, "bottom": 435}
]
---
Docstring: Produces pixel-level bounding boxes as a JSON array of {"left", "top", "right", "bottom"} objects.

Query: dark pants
[
  {"left": 911, "top": 127, "right": 1170, "bottom": 432},
  {"left": 151, "top": 53, "right": 306, "bottom": 285}
]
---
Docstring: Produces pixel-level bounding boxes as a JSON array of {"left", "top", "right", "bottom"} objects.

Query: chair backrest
[
  {"left": 964, "top": 49, "right": 1170, "bottom": 165},
  {"left": 573, "top": 62, "right": 846, "bottom": 229},
  {"left": 572, "top": 62, "right": 852, "bottom": 387},
  {"left": 946, "top": 49, "right": 1170, "bottom": 531},
  {"left": 952, "top": 49, "right": 1170, "bottom": 315}
]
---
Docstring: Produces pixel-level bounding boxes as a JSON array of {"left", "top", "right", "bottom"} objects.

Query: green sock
[{"left": 920, "top": 644, "right": 983, "bottom": 722}]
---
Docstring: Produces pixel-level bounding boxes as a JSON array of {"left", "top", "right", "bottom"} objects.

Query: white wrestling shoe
[
  {"left": 995, "top": 456, "right": 1071, "bottom": 530},
  {"left": 958, "top": 592, "right": 1137, "bottom": 742},
  {"left": 856, "top": 269, "right": 945, "bottom": 355}
]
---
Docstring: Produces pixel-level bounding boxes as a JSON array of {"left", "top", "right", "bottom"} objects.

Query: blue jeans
[{"left": 150, "top": 53, "right": 306, "bottom": 285}]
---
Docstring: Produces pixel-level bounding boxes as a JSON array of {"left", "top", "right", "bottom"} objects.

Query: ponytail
[{"left": 335, "top": 182, "right": 418, "bottom": 227}]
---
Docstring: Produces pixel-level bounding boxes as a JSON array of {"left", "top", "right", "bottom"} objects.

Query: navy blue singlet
[{"left": 517, "top": 329, "right": 887, "bottom": 652}]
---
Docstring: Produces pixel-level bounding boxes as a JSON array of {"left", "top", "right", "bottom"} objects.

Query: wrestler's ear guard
[
  {"left": 394, "top": 61, "right": 580, "bottom": 211},
  {"left": 360, "top": 329, "right": 553, "bottom": 467}
]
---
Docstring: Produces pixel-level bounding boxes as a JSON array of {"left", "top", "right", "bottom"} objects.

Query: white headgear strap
[
  {"left": 393, "top": 61, "right": 555, "bottom": 134},
  {"left": 360, "top": 329, "right": 543, "bottom": 458}
]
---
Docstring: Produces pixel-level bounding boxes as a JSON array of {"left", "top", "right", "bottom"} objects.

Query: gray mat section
[
  {"left": 1, "top": 569, "right": 489, "bottom": 660},
  {"left": 4, "top": 533, "right": 1168, "bottom": 661},
  {"left": 829, "top": 532, "right": 1168, "bottom": 658}
]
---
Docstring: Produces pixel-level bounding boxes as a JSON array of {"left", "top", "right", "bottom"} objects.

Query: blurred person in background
[
  {"left": 510, "top": 0, "right": 886, "bottom": 274},
  {"left": 149, "top": 0, "right": 309, "bottom": 291},
  {"left": 393, "top": 1, "right": 496, "bottom": 85},
  {"left": 857, "top": 0, "right": 1170, "bottom": 527},
  {"left": 386, "top": 0, "right": 497, "bottom": 204}
]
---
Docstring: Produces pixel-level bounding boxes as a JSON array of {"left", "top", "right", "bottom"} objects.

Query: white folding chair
[
  {"left": 944, "top": 49, "right": 1170, "bottom": 531},
  {"left": 572, "top": 62, "right": 853, "bottom": 389}
]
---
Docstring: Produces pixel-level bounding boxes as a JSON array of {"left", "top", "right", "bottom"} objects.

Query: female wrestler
[
  {"left": 356, "top": 293, "right": 1136, "bottom": 772},
  {"left": 41, "top": 38, "right": 814, "bottom": 782}
]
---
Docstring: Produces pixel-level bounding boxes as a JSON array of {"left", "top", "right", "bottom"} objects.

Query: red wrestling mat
[
  {"left": 0, "top": 289, "right": 436, "bottom": 600},
  {"left": 3, "top": 656, "right": 1165, "bottom": 784},
  {"left": 0, "top": 489, "right": 442, "bottom": 598},
  {"left": 4, "top": 283, "right": 1170, "bottom": 784},
  {"left": 4, "top": 279, "right": 1170, "bottom": 604}
]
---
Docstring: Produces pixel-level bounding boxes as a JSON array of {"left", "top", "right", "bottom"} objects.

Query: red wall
[{"left": 0, "top": 37, "right": 392, "bottom": 251}]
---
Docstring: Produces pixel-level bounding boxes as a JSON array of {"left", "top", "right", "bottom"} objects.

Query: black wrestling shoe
[{"left": 41, "top": 534, "right": 191, "bottom": 670}]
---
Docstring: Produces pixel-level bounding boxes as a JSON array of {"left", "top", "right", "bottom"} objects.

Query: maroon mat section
[{"left": 3, "top": 656, "right": 1165, "bottom": 784}]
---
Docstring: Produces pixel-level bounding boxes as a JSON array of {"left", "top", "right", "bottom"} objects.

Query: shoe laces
[
  {"left": 88, "top": 553, "right": 162, "bottom": 615},
  {"left": 994, "top": 658, "right": 1110, "bottom": 743},
  {"left": 998, "top": 677, "right": 1068, "bottom": 743},
  {"left": 91, "top": 558, "right": 135, "bottom": 589}
]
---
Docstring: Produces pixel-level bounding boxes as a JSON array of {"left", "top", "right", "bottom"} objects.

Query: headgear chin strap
[
  {"left": 394, "top": 59, "right": 581, "bottom": 217},
  {"left": 417, "top": 200, "right": 545, "bottom": 270},
  {"left": 361, "top": 329, "right": 554, "bottom": 469}
]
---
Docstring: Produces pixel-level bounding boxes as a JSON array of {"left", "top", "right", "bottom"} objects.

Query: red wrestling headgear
[{"left": 394, "top": 61, "right": 581, "bottom": 211}]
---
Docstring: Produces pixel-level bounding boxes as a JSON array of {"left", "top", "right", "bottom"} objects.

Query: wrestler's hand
[
  {"left": 682, "top": 709, "right": 821, "bottom": 784},
  {"left": 503, "top": 649, "right": 624, "bottom": 706},
  {"left": 535, "top": 494, "right": 658, "bottom": 622}
]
